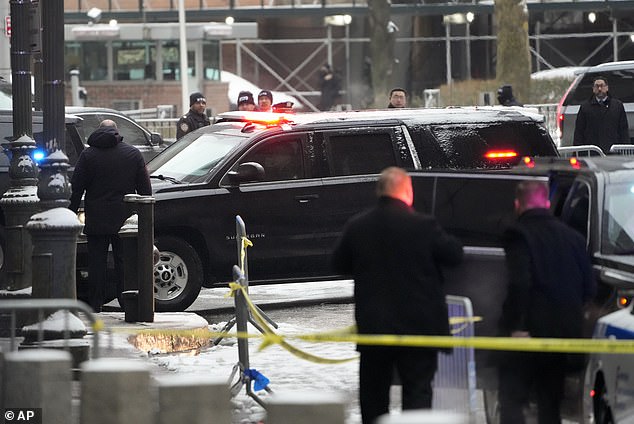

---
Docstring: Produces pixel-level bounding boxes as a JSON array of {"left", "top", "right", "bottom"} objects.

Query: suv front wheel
[{"left": 153, "top": 236, "right": 203, "bottom": 312}]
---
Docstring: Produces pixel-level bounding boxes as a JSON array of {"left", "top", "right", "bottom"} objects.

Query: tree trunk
[
  {"left": 495, "top": 0, "right": 531, "bottom": 102},
  {"left": 368, "top": 0, "right": 395, "bottom": 107}
]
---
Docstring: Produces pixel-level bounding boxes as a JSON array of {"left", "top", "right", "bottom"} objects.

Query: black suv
[{"left": 139, "top": 107, "right": 559, "bottom": 311}]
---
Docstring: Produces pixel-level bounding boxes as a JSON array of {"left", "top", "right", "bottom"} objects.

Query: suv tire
[{"left": 153, "top": 236, "right": 203, "bottom": 312}]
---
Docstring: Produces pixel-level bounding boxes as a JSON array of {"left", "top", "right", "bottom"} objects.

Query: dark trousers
[
  {"left": 498, "top": 352, "right": 567, "bottom": 424},
  {"left": 85, "top": 234, "right": 124, "bottom": 312},
  {"left": 359, "top": 347, "right": 438, "bottom": 424}
]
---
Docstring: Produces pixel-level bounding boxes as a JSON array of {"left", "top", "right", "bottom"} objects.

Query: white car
[
  {"left": 221, "top": 70, "right": 304, "bottom": 111},
  {"left": 584, "top": 304, "right": 634, "bottom": 424}
]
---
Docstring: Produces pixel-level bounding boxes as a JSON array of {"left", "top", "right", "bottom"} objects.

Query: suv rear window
[
  {"left": 565, "top": 70, "right": 634, "bottom": 105},
  {"left": 414, "top": 122, "right": 556, "bottom": 168}
]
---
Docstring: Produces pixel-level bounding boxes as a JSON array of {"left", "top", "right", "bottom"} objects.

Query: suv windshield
[
  {"left": 148, "top": 131, "right": 242, "bottom": 182},
  {"left": 602, "top": 181, "right": 634, "bottom": 254}
]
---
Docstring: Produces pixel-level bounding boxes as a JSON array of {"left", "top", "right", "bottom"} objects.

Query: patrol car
[{"left": 585, "top": 304, "right": 634, "bottom": 424}]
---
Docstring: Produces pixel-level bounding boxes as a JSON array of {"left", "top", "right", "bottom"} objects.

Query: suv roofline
[
  {"left": 585, "top": 60, "right": 634, "bottom": 72},
  {"left": 216, "top": 106, "right": 546, "bottom": 128}
]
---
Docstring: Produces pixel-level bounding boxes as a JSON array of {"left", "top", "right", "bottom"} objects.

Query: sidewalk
[{"left": 1, "top": 279, "right": 354, "bottom": 358}]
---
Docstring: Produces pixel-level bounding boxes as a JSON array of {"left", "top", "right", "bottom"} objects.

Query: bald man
[
  {"left": 99, "top": 119, "right": 117, "bottom": 128},
  {"left": 498, "top": 180, "right": 595, "bottom": 423},
  {"left": 332, "top": 167, "right": 463, "bottom": 424}
]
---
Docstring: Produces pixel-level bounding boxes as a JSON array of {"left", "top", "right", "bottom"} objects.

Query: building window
[
  {"left": 204, "top": 40, "right": 221, "bottom": 81},
  {"left": 113, "top": 41, "right": 154, "bottom": 81},
  {"left": 65, "top": 42, "right": 108, "bottom": 81}
]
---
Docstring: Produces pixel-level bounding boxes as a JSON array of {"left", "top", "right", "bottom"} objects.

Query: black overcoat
[
  {"left": 69, "top": 127, "right": 152, "bottom": 235},
  {"left": 499, "top": 209, "right": 596, "bottom": 339},
  {"left": 573, "top": 95, "right": 630, "bottom": 153},
  {"left": 332, "top": 196, "right": 463, "bottom": 347}
]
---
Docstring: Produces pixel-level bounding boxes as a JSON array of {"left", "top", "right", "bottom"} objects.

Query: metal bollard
[{"left": 121, "top": 194, "right": 155, "bottom": 322}]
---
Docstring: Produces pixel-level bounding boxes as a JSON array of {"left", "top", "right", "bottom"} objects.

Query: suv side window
[
  {"left": 433, "top": 174, "right": 522, "bottom": 246},
  {"left": 567, "top": 70, "right": 634, "bottom": 104},
  {"left": 326, "top": 133, "right": 399, "bottom": 176},
  {"left": 77, "top": 113, "right": 149, "bottom": 147},
  {"left": 239, "top": 137, "right": 304, "bottom": 181}
]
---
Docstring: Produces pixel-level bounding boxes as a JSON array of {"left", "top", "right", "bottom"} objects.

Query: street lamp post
[{"left": 466, "top": 12, "right": 474, "bottom": 80}]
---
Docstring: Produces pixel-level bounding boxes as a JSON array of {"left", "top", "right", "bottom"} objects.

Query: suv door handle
[{"left": 295, "top": 194, "right": 319, "bottom": 203}]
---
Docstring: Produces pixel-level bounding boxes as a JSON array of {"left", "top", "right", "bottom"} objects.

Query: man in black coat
[
  {"left": 69, "top": 123, "right": 152, "bottom": 312},
  {"left": 498, "top": 180, "right": 596, "bottom": 424},
  {"left": 332, "top": 167, "right": 463, "bottom": 424},
  {"left": 573, "top": 76, "right": 630, "bottom": 153}
]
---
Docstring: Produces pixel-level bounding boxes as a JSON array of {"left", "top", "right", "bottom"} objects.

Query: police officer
[
  {"left": 257, "top": 90, "right": 273, "bottom": 112},
  {"left": 176, "top": 91, "right": 210, "bottom": 139}
]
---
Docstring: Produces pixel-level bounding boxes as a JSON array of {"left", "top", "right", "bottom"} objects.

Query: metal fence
[
  {"left": 432, "top": 295, "right": 478, "bottom": 416},
  {"left": 0, "top": 298, "right": 101, "bottom": 358}
]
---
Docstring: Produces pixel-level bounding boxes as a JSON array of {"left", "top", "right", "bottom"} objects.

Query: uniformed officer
[{"left": 176, "top": 91, "right": 211, "bottom": 139}]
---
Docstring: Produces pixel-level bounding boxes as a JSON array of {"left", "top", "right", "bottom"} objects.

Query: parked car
[
  {"left": 556, "top": 60, "right": 634, "bottom": 146},
  {"left": 65, "top": 106, "right": 168, "bottom": 163},
  {"left": 125, "top": 106, "right": 559, "bottom": 313},
  {"left": 0, "top": 109, "right": 86, "bottom": 284}
]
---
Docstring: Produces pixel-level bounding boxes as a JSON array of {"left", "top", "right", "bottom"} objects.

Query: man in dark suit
[
  {"left": 332, "top": 167, "right": 463, "bottom": 424},
  {"left": 573, "top": 75, "right": 630, "bottom": 153},
  {"left": 69, "top": 122, "right": 152, "bottom": 312},
  {"left": 498, "top": 180, "right": 596, "bottom": 424}
]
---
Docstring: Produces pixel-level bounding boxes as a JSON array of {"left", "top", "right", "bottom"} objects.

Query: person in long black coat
[
  {"left": 498, "top": 180, "right": 596, "bottom": 424},
  {"left": 332, "top": 167, "right": 463, "bottom": 424},
  {"left": 69, "top": 123, "right": 152, "bottom": 312},
  {"left": 573, "top": 76, "right": 630, "bottom": 153}
]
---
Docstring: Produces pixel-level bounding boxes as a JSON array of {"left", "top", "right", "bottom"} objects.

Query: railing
[
  {"left": 610, "top": 144, "right": 634, "bottom": 156},
  {"left": 0, "top": 298, "right": 101, "bottom": 358},
  {"left": 137, "top": 118, "right": 179, "bottom": 143}
]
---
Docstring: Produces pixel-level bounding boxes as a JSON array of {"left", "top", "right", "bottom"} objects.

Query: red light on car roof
[
  {"left": 522, "top": 156, "right": 535, "bottom": 168},
  {"left": 485, "top": 150, "right": 518, "bottom": 159},
  {"left": 569, "top": 157, "right": 581, "bottom": 169}
]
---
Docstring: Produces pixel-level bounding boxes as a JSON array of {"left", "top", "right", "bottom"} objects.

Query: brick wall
[{"left": 64, "top": 81, "right": 230, "bottom": 116}]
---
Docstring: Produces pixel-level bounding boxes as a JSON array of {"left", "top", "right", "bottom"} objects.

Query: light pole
[
  {"left": 466, "top": 12, "right": 474, "bottom": 80},
  {"left": 178, "top": 0, "right": 189, "bottom": 115}
]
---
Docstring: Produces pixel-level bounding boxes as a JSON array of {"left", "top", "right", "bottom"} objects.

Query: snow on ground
[{"left": 150, "top": 305, "right": 360, "bottom": 423}]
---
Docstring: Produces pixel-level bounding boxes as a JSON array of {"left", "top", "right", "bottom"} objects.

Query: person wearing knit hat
[
  {"left": 257, "top": 90, "right": 273, "bottom": 112},
  {"left": 237, "top": 91, "right": 256, "bottom": 111},
  {"left": 176, "top": 91, "right": 211, "bottom": 139},
  {"left": 69, "top": 124, "right": 151, "bottom": 312}
]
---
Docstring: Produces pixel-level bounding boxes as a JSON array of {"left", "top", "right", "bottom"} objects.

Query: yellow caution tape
[
  {"left": 108, "top": 320, "right": 634, "bottom": 355},
  {"left": 235, "top": 282, "right": 358, "bottom": 364},
  {"left": 92, "top": 319, "right": 105, "bottom": 332},
  {"left": 240, "top": 236, "right": 252, "bottom": 273}
]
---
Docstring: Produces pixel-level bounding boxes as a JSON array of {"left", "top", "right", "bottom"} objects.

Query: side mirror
[
  {"left": 227, "top": 162, "right": 265, "bottom": 184},
  {"left": 150, "top": 132, "right": 163, "bottom": 146}
]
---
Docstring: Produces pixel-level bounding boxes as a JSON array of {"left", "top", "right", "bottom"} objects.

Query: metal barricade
[
  {"left": 432, "top": 295, "right": 478, "bottom": 416},
  {"left": 609, "top": 144, "right": 634, "bottom": 156},
  {"left": 557, "top": 145, "right": 605, "bottom": 158},
  {"left": 0, "top": 298, "right": 101, "bottom": 358}
]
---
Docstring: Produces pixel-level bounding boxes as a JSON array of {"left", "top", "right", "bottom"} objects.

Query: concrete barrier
[
  {"left": 3, "top": 349, "right": 72, "bottom": 424},
  {"left": 265, "top": 390, "right": 347, "bottom": 424},
  {"left": 156, "top": 375, "right": 232, "bottom": 424},
  {"left": 376, "top": 410, "right": 469, "bottom": 424},
  {"left": 80, "top": 358, "right": 152, "bottom": 424}
]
